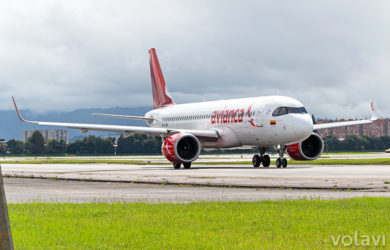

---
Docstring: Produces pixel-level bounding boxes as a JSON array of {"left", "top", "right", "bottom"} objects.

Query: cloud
[{"left": 0, "top": 0, "right": 389, "bottom": 118}]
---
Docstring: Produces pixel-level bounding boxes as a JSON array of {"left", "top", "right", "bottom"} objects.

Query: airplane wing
[
  {"left": 314, "top": 100, "right": 379, "bottom": 130},
  {"left": 12, "top": 97, "right": 219, "bottom": 139},
  {"left": 313, "top": 119, "right": 374, "bottom": 130}
]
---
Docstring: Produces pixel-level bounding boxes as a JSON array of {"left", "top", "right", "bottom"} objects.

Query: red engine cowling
[
  {"left": 287, "top": 133, "right": 324, "bottom": 161},
  {"left": 161, "top": 133, "right": 201, "bottom": 163}
]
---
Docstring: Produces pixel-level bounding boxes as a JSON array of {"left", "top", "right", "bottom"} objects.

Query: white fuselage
[{"left": 145, "top": 96, "right": 313, "bottom": 148}]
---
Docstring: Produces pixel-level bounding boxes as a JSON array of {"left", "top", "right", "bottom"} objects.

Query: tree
[
  {"left": 95, "top": 137, "right": 114, "bottom": 154},
  {"left": 7, "top": 139, "right": 24, "bottom": 154},
  {"left": 46, "top": 139, "right": 67, "bottom": 155},
  {"left": 67, "top": 140, "right": 85, "bottom": 154},
  {"left": 324, "top": 136, "right": 342, "bottom": 151},
  {"left": 0, "top": 139, "right": 6, "bottom": 155},
  {"left": 26, "top": 130, "right": 45, "bottom": 155},
  {"left": 117, "top": 134, "right": 161, "bottom": 154},
  {"left": 66, "top": 135, "right": 115, "bottom": 155}
]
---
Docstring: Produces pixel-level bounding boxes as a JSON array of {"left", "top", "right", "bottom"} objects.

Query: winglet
[
  {"left": 12, "top": 96, "right": 35, "bottom": 124},
  {"left": 370, "top": 100, "right": 378, "bottom": 121}
]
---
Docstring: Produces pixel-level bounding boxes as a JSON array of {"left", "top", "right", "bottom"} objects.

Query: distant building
[
  {"left": 316, "top": 118, "right": 390, "bottom": 139},
  {"left": 23, "top": 129, "right": 69, "bottom": 144}
]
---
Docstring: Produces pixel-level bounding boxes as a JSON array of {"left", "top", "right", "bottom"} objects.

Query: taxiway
[{"left": 2, "top": 162, "right": 390, "bottom": 202}]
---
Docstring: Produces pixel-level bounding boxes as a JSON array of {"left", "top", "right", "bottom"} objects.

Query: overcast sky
[{"left": 0, "top": 0, "right": 389, "bottom": 118}]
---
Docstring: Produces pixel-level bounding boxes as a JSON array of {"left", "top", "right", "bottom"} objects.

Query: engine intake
[
  {"left": 287, "top": 133, "right": 324, "bottom": 161},
  {"left": 162, "top": 133, "right": 201, "bottom": 163}
]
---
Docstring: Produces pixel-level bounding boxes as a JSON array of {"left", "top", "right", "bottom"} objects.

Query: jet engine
[
  {"left": 286, "top": 133, "right": 324, "bottom": 161},
  {"left": 161, "top": 133, "right": 201, "bottom": 163}
]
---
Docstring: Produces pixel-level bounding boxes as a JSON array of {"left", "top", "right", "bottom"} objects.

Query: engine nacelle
[
  {"left": 287, "top": 133, "right": 324, "bottom": 161},
  {"left": 161, "top": 133, "right": 201, "bottom": 163}
]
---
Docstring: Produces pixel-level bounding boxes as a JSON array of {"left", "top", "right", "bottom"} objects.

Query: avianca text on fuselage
[
  {"left": 211, "top": 108, "right": 244, "bottom": 124},
  {"left": 211, "top": 104, "right": 256, "bottom": 127}
]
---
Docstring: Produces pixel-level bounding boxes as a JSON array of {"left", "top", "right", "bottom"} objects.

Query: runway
[
  {"left": 4, "top": 178, "right": 390, "bottom": 203},
  {"left": 1, "top": 162, "right": 390, "bottom": 202},
  {"left": 2, "top": 163, "right": 390, "bottom": 190}
]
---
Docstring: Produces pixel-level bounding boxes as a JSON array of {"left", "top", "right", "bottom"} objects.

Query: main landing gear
[
  {"left": 252, "top": 147, "right": 271, "bottom": 168},
  {"left": 173, "top": 162, "right": 192, "bottom": 169},
  {"left": 276, "top": 145, "right": 288, "bottom": 168}
]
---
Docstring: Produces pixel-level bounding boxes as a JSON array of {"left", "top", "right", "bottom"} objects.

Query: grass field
[
  {"left": 323, "top": 152, "right": 379, "bottom": 155},
  {"left": 9, "top": 198, "right": 390, "bottom": 249},
  {"left": 0, "top": 159, "right": 146, "bottom": 164},
  {"left": 288, "top": 158, "right": 390, "bottom": 165}
]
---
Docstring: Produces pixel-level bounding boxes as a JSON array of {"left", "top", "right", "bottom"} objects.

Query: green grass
[
  {"left": 8, "top": 198, "right": 390, "bottom": 249},
  {"left": 289, "top": 158, "right": 390, "bottom": 165},
  {"left": 0, "top": 159, "right": 145, "bottom": 164},
  {"left": 323, "top": 152, "right": 379, "bottom": 155}
]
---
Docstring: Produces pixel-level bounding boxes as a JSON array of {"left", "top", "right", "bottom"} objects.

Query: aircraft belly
[{"left": 233, "top": 126, "right": 263, "bottom": 146}]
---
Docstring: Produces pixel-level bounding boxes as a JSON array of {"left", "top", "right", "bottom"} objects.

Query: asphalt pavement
[{"left": 4, "top": 177, "right": 390, "bottom": 203}]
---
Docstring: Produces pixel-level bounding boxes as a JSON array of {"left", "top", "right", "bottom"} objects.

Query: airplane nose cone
[
  {"left": 301, "top": 114, "right": 314, "bottom": 136},
  {"left": 292, "top": 114, "right": 313, "bottom": 141}
]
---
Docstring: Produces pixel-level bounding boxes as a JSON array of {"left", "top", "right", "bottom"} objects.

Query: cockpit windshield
[{"left": 272, "top": 107, "right": 307, "bottom": 117}]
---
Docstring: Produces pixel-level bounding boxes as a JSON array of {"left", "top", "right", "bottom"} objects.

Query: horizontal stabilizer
[{"left": 92, "top": 113, "right": 153, "bottom": 122}]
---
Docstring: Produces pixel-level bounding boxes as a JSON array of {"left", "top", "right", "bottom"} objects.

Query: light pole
[
  {"left": 113, "top": 144, "right": 118, "bottom": 156},
  {"left": 113, "top": 136, "right": 119, "bottom": 156}
]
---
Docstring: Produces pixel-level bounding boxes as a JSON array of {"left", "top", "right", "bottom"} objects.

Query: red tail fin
[{"left": 149, "top": 48, "right": 175, "bottom": 109}]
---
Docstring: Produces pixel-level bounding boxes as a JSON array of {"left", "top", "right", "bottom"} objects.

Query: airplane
[{"left": 12, "top": 48, "right": 375, "bottom": 169}]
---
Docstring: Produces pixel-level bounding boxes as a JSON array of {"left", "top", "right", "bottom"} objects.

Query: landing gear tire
[
  {"left": 276, "top": 145, "right": 287, "bottom": 169},
  {"left": 262, "top": 155, "right": 271, "bottom": 167},
  {"left": 183, "top": 162, "right": 191, "bottom": 169},
  {"left": 281, "top": 158, "right": 288, "bottom": 168},
  {"left": 252, "top": 155, "right": 261, "bottom": 168},
  {"left": 173, "top": 163, "right": 181, "bottom": 169},
  {"left": 276, "top": 158, "right": 282, "bottom": 168}
]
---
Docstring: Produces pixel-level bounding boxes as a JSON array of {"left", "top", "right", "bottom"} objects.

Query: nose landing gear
[{"left": 276, "top": 145, "right": 288, "bottom": 168}]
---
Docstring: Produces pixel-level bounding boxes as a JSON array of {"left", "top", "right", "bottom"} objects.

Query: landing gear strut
[
  {"left": 276, "top": 145, "right": 288, "bottom": 168},
  {"left": 252, "top": 147, "right": 271, "bottom": 168}
]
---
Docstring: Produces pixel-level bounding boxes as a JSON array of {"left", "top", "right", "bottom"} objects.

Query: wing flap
[
  {"left": 37, "top": 121, "right": 168, "bottom": 135},
  {"left": 92, "top": 113, "right": 153, "bottom": 122}
]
